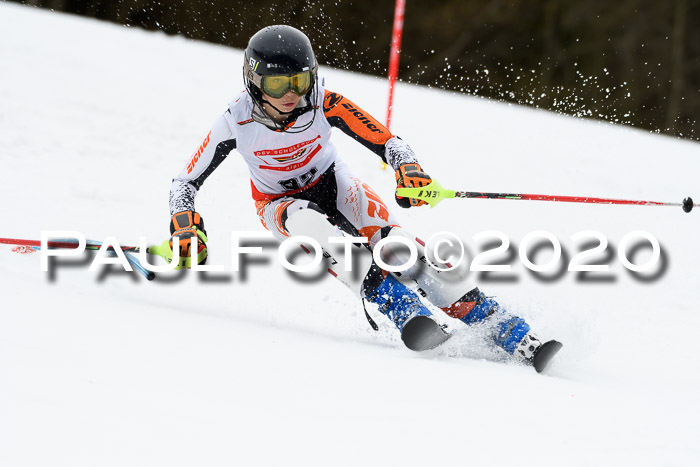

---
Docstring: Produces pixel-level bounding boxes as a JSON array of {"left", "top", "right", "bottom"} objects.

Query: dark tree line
[{"left": 15, "top": 0, "right": 700, "bottom": 141}]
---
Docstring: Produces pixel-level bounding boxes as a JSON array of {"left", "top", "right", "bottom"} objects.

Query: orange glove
[
  {"left": 395, "top": 163, "right": 432, "bottom": 208},
  {"left": 169, "top": 211, "right": 208, "bottom": 267}
]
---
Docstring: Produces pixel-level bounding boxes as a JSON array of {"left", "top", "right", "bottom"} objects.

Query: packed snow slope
[{"left": 2, "top": 4, "right": 699, "bottom": 466}]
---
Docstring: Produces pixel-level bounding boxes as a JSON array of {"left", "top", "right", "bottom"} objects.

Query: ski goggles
[{"left": 261, "top": 71, "right": 314, "bottom": 98}]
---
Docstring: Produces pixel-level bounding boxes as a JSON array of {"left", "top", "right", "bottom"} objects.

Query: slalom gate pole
[
  {"left": 382, "top": 0, "right": 406, "bottom": 170},
  {"left": 385, "top": 0, "right": 405, "bottom": 130},
  {"left": 396, "top": 180, "right": 697, "bottom": 212}
]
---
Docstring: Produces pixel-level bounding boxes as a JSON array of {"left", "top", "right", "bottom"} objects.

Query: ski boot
[
  {"left": 366, "top": 273, "right": 450, "bottom": 351},
  {"left": 511, "top": 328, "right": 563, "bottom": 373},
  {"left": 448, "top": 288, "right": 562, "bottom": 372}
]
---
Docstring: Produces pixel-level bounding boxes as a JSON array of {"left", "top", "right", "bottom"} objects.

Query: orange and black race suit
[{"left": 169, "top": 79, "right": 420, "bottom": 244}]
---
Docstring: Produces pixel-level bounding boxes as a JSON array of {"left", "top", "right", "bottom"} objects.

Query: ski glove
[
  {"left": 168, "top": 210, "right": 208, "bottom": 269},
  {"left": 395, "top": 163, "right": 432, "bottom": 208}
]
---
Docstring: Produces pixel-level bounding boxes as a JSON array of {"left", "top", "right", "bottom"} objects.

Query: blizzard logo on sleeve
[{"left": 186, "top": 131, "right": 212, "bottom": 174}]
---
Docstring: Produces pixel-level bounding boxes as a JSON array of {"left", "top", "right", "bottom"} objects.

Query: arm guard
[
  {"left": 169, "top": 114, "right": 237, "bottom": 215},
  {"left": 322, "top": 90, "right": 419, "bottom": 170}
]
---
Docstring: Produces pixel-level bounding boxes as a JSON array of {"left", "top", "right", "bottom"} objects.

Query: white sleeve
[
  {"left": 384, "top": 136, "right": 420, "bottom": 171},
  {"left": 169, "top": 114, "right": 237, "bottom": 215}
]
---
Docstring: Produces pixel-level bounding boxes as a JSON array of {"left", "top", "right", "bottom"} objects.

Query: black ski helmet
[{"left": 244, "top": 25, "right": 319, "bottom": 131}]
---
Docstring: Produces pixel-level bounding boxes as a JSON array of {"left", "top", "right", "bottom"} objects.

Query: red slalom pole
[{"left": 386, "top": 0, "right": 406, "bottom": 131}]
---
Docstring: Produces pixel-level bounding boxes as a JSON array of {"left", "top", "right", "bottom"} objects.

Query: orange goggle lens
[{"left": 261, "top": 71, "right": 313, "bottom": 98}]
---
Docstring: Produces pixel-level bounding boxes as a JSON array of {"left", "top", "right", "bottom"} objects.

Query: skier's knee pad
[
  {"left": 285, "top": 207, "right": 374, "bottom": 296},
  {"left": 257, "top": 199, "right": 327, "bottom": 239},
  {"left": 372, "top": 226, "right": 475, "bottom": 308},
  {"left": 279, "top": 200, "right": 325, "bottom": 234}
]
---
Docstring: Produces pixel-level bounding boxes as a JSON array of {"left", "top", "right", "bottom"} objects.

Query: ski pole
[
  {"left": 1, "top": 237, "right": 155, "bottom": 280},
  {"left": 396, "top": 180, "right": 696, "bottom": 212},
  {"left": 0, "top": 237, "right": 142, "bottom": 252},
  {"left": 123, "top": 250, "right": 155, "bottom": 281}
]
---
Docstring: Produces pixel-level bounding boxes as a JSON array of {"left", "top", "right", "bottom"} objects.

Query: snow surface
[{"left": 2, "top": 3, "right": 700, "bottom": 466}]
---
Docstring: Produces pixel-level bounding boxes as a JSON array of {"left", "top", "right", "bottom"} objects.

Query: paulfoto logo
[{"left": 34, "top": 229, "right": 665, "bottom": 281}]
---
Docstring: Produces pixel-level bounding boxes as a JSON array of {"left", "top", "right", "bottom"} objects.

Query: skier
[{"left": 167, "top": 25, "right": 561, "bottom": 372}]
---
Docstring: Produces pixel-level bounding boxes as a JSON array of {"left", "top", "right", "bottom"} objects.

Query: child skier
[{"left": 167, "top": 25, "right": 561, "bottom": 372}]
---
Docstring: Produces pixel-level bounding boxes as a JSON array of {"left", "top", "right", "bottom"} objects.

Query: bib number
[{"left": 279, "top": 167, "right": 318, "bottom": 191}]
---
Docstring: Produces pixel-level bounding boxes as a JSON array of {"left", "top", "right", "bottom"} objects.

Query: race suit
[{"left": 169, "top": 78, "right": 419, "bottom": 245}]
